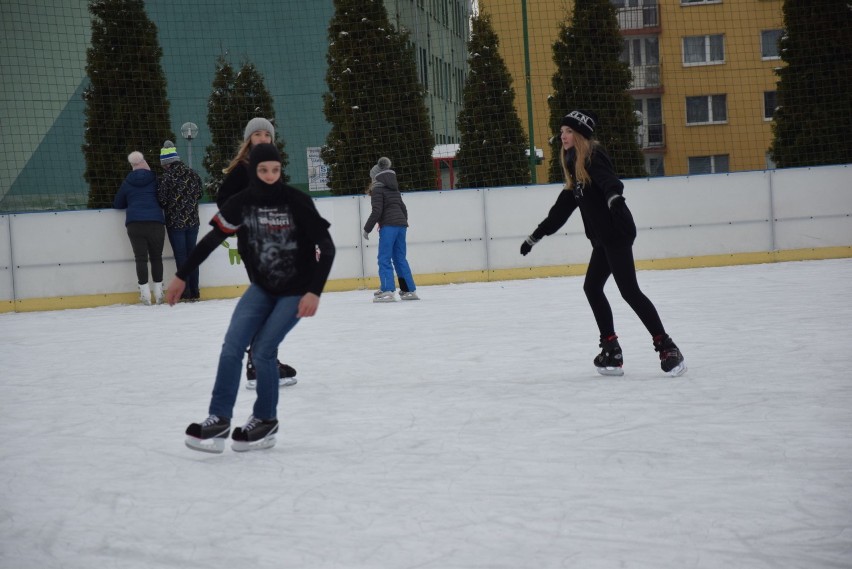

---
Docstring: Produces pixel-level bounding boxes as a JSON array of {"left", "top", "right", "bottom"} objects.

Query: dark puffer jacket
[
  {"left": 157, "top": 161, "right": 203, "bottom": 229},
  {"left": 114, "top": 169, "right": 164, "bottom": 226},
  {"left": 364, "top": 169, "right": 409, "bottom": 232}
]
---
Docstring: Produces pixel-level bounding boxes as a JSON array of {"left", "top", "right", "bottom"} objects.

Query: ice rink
[{"left": 1, "top": 258, "right": 850, "bottom": 568}]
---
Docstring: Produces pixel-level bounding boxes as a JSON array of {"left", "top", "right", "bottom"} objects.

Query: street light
[{"left": 180, "top": 122, "right": 199, "bottom": 168}]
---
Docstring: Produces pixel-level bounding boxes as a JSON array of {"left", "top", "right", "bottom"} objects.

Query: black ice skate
[
  {"left": 231, "top": 416, "right": 279, "bottom": 452},
  {"left": 654, "top": 334, "right": 687, "bottom": 377},
  {"left": 185, "top": 415, "right": 231, "bottom": 454},
  {"left": 245, "top": 349, "right": 297, "bottom": 389},
  {"left": 594, "top": 334, "right": 624, "bottom": 376}
]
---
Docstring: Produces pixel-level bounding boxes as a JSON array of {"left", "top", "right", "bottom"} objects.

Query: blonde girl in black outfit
[{"left": 520, "top": 110, "right": 686, "bottom": 377}]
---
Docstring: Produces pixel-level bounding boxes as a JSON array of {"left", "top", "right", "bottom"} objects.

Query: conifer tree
[
  {"left": 203, "top": 58, "right": 289, "bottom": 200},
  {"left": 769, "top": 0, "right": 852, "bottom": 168},
  {"left": 82, "top": 0, "right": 174, "bottom": 208},
  {"left": 547, "top": 0, "right": 645, "bottom": 182},
  {"left": 322, "top": 0, "right": 435, "bottom": 195},
  {"left": 455, "top": 10, "right": 530, "bottom": 189},
  {"left": 202, "top": 55, "right": 239, "bottom": 200}
]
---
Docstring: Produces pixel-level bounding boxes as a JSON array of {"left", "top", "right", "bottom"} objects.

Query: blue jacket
[{"left": 114, "top": 169, "right": 165, "bottom": 226}]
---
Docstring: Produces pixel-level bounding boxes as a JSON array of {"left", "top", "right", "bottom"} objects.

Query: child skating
[
  {"left": 521, "top": 110, "right": 686, "bottom": 377},
  {"left": 363, "top": 157, "right": 419, "bottom": 302},
  {"left": 168, "top": 143, "right": 335, "bottom": 452}
]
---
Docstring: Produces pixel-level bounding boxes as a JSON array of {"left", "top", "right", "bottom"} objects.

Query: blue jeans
[
  {"left": 377, "top": 225, "right": 416, "bottom": 292},
  {"left": 208, "top": 285, "right": 301, "bottom": 421},
  {"left": 167, "top": 226, "right": 200, "bottom": 294}
]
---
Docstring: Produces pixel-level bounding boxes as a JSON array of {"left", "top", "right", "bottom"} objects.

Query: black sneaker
[
  {"left": 185, "top": 415, "right": 231, "bottom": 453},
  {"left": 653, "top": 334, "right": 687, "bottom": 377},
  {"left": 594, "top": 334, "right": 624, "bottom": 376},
  {"left": 231, "top": 416, "right": 279, "bottom": 452}
]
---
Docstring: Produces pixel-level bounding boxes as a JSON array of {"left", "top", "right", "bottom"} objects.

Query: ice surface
[{"left": 1, "top": 259, "right": 850, "bottom": 568}]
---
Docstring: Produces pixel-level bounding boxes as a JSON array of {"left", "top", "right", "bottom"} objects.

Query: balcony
[{"left": 617, "top": 5, "right": 659, "bottom": 31}]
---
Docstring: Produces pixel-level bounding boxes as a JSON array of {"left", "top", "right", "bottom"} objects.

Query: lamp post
[{"left": 180, "top": 122, "right": 199, "bottom": 168}]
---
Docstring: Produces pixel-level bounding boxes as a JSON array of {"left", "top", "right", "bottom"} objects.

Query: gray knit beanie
[
  {"left": 369, "top": 156, "right": 392, "bottom": 180},
  {"left": 243, "top": 117, "right": 275, "bottom": 142}
]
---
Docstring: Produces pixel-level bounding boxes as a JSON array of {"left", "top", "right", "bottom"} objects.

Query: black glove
[
  {"left": 607, "top": 193, "right": 625, "bottom": 209},
  {"left": 520, "top": 235, "right": 539, "bottom": 256}
]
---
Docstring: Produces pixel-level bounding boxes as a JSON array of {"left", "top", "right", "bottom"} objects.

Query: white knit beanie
[{"left": 128, "top": 151, "right": 150, "bottom": 170}]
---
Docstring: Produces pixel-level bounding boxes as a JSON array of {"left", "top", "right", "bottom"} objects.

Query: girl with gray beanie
[
  {"left": 216, "top": 118, "right": 298, "bottom": 387},
  {"left": 363, "top": 157, "right": 419, "bottom": 302}
]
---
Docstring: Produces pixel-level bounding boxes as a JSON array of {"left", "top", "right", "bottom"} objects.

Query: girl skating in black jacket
[
  {"left": 521, "top": 110, "right": 686, "bottom": 377},
  {"left": 169, "top": 144, "right": 336, "bottom": 453}
]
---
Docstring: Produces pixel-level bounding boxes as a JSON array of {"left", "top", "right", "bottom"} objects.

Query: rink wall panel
[{"left": 0, "top": 164, "right": 849, "bottom": 312}]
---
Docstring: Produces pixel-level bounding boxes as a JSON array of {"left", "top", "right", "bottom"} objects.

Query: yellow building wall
[
  {"left": 478, "top": 1, "right": 567, "bottom": 184},
  {"left": 659, "top": 0, "right": 784, "bottom": 175},
  {"left": 479, "top": 0, "right": 784, "bottom": 179}
]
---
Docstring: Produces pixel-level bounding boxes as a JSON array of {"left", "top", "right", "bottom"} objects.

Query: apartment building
[{"left": 482, "top": 0, "right": 784, "bottom": 179}]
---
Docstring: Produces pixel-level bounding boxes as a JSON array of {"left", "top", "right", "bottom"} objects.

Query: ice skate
[
  {"left": 152, "top": 282, "right": 164, "bottom": 305},
  {"left": 594, "top": 334, "right": 624, "bottom": 376},
  {"left": 231, "top": 416, "right": 279, "bottom": 452},
  {"left": 654, "top": 334, "right": 687, "bottom": 377},
  {"left": 399, "top": 291, "right": 420, "bottom": 300},
  {"left": 137, "top": 282, "right": 152, "bottom": 306},
  {"left": 373, "top": 291, "right": 396, "bottom": 303},
  {"left": 185, "top": 415, "right": 230, "bottom": 454},
  {"left": 245, "top": 350, "right": 298, "bottom": 389}
]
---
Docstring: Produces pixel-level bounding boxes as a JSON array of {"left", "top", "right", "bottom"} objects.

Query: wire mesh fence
[{"left": 1, "top": 0, "right": 849, "bottom": 213}]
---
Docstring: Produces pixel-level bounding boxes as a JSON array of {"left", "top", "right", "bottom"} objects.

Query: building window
[
  {"left": 765, "top": 152, "right": 776, "bottom": 170},
  {"left": 688, "top": 155, "right": 729, "bottom": 174},
  {"left": 622, "top": 37, "right": 660, "bottom": 88},
  {"left": 647, "top": 156, "right": 665, "bottom": 177},
  {"left": 686, "top": 94, "right": 727, "bottom": 124},
  {"left": 420, "top": 48, "right": 428, "bottom": 90},
  {"left": 761, "top": 29, "right": 783, "bottom": 59},
  {"left": 683, "top": 34, "right": 725, "bottom": 65},
  {"left": 681, "top": 0, "right": 722, "bottom": 5},
  {"left": 634, "top": 97, "right": 664, "bottom": 147},
  {"left": 763, "top": 91, "right": 777, "bottom": 120}
]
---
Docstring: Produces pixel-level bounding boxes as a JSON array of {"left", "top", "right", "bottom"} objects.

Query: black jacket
[
  {"left": 216, "top": 163, "right": 249, "bottom": 209},
  {"left": 178, "top": 181, "right": 335, "bottom": 297},
  {"left": 532, "top": 146, "right": 636, "bottom": 247}
]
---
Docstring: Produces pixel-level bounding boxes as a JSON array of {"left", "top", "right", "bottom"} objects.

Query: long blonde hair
[
  {"left": 560, "top": 133, "right": 598, "bottom": 189},
  {"left": 223, "top": 138, "right": 252, "bottom": 174}
]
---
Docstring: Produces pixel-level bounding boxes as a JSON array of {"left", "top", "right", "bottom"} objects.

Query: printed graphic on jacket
[{"left": 243, "top": 206, "right": 299, "bottom": 290}]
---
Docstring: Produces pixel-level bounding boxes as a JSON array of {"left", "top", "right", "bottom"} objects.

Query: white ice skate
[{"left": 373, "top": 291, "right": 396, "bottom": 303}]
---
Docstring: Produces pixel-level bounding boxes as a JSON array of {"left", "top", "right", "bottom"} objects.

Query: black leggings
[
  {"left": 126, "top": 221, "right": 165, "bottom": 284},
  {"left": 583, "top": 244, "right": 665, "bottom": 338}
]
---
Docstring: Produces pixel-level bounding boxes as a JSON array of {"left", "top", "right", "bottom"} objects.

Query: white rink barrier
[{"left": 0, "top": 164, "right": 850, "bottom": 311}]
